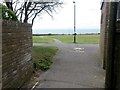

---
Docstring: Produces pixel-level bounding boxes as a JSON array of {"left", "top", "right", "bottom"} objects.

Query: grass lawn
[
  {"left": 50, "top": 34, "right": 100, "bottom": 44},
  {"left": 32, "top": 34, "right": 100, "bottom": 44},
  {"left": 32, "top": 46, "right": 58, "bottom": 71},
  {"left": 33, "top": 36, "right": 54, "bottom": 43}
]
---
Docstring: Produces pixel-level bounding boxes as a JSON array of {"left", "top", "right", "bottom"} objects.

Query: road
[{"left": 33, "top": 39, "right": 105, "bottom": 88}]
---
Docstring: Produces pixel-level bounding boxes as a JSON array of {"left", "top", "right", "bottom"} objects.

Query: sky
[{"left": 32, "top": 0, "right": 102, "bottom": 34}]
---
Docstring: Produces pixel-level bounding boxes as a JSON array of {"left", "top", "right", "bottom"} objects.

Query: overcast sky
[{"left": 32, "top": 0, "right": 101, "bottom": 31}]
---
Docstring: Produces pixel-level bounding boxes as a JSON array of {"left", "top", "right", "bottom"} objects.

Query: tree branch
[{"left": 32, "top": 6, "right": 46, "bottom": 25}]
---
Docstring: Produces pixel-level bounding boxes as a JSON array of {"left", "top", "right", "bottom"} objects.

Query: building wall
[
  {"left": 0, "top": 20, "right": 2, "bottom": 90},
  {"left": 2, "top": 21, "right": 33, "bottom": 88},
  {"left": 115, "top": 21, "right": 120, "bottom": 89},
  {"left": 101, "top": 2, "right": 120, "bottom": 89},
  {"left": 100, "top": 2, "right": 110, "bottom": 69}
]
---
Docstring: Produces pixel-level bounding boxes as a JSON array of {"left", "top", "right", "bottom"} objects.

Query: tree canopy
[{"left": 4, "top": 0, "right": 63, "bottom": 25}]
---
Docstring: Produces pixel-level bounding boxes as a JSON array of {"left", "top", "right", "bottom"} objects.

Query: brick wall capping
[{"left": 2, "top": 20, "right": 32, "bottom": 27}]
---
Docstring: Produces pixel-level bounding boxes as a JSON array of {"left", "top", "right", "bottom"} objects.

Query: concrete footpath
[{"left": 33, "top": 39, "right": 105, "bottom": 88}]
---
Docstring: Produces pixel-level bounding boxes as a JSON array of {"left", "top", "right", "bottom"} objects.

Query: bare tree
[
  {"left": 4, "top": 0, "right": 13, "bottom": 11},
  {"left": 4, "top": 0, "right": 63, "bottom": 25}
]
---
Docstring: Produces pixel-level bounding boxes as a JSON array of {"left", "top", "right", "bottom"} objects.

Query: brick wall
[
  {"left": 115, "top": 21, "right": 120, "bottom": 88},
  {"left": 0, "top": 20, "right": 2, "bottom": 90},
  {"left": 2, "top": 21, "right": 33, "bottom": 88},
  {"left": 100, "top": 2, "right": 110, "bottom": 69},
  {"left": 100, "top": 2, "right": 107, "bottom": 67},
  {"left": 101, "top": 2, "right": 120, "bottom": 89}
]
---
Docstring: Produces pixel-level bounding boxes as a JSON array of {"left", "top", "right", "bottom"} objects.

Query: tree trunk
[{"left": 5, "top": 2, "right": 13, "bottom": 11}]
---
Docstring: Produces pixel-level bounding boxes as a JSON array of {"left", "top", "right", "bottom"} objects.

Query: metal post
[
  {"left": 73, "top": 1, "right": 76, "bottom": 43},
  {"left": 105, "top": 2, "right": 118, "bottom": 90}
]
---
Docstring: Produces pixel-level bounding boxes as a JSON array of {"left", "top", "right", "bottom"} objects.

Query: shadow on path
[{"left": 33, "top": 39, "right": 105, "bottom": 88}]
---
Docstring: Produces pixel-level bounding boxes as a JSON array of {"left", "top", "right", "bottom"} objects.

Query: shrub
[
  {"left": 0, "top": 3, "right": 18, "bottom": 21},
  {"left": 33, "top": 58, "right": 53, "bottom": 71}
]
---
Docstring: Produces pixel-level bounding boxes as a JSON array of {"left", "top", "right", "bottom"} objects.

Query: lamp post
[{"left": 73, "top": 1, "right": 76, "bottom": 43}]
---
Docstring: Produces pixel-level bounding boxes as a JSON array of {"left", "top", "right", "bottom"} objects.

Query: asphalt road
[{"left": 33, "top": 39, "right": 105, "bottom": 88}]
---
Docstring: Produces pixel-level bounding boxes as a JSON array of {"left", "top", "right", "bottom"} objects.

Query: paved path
[{"left": 33, "top": 39, "right": 105, "bottom": 88}]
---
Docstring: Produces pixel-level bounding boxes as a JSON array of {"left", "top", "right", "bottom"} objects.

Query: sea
[{"left": 32, "top": 29, "right": 100, "bottom": 34}]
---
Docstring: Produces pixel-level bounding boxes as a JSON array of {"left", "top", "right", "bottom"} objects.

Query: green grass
[
  {"left": 32, "top": 46, "right": 58, "bottom": 71},
  {"left": 32, "top": 34, "right": 100, "bottom": 44},
  {"left": 33, "top": 36, "right": 54, "bottom": 43},
  {"left": 50, "top": 34, "right": 100, "bottom": 44}
]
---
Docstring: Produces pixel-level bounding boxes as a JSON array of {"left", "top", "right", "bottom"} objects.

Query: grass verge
[
  {"left": 22, "top": 46, "right": 58, "bottom": 88},
  {"left": 32, "top": 46, "right": 58, "bottom": 71}
]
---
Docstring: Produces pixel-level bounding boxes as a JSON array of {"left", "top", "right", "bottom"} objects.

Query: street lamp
[{"left": 73, "top": 1, "right": 76, "bottom": 43}]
